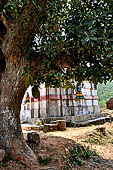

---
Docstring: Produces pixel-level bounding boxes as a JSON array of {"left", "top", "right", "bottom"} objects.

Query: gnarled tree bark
[{"left": 0, "top": 17, "right": 38, "bottom": 164}]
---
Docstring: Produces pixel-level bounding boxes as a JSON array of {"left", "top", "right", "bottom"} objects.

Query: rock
[
  {"left": 0, "top": 149, "right": 5, "bottom": 161},
  {"left": 43, "top": 124, "right": 57, "bottom": 132},
  {"left": 27, "top": 132, "right": 40, "bottom": 144},
  {"left": 57, "top": 120, "right": 66, "bottom": 131}
]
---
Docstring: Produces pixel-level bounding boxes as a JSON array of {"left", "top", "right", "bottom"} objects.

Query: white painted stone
[
  {"left": 63, "top": 107, "right": 72, "bottom": 116},
  {"left": 49, "top": 88, "right": 60, "bottom": 95},
  {"left": 74, "top": 106, "right": 83, "bottom": 115},
  {"left": 34, "top": 109, "right": 38, "bottom": 117},
  {"left": 40, "top": 109, "right": 46, "bottom": 118},
  {"left": 93, "top": 100, "right": 99, "bottom": 106},
  {"left": 40, "top": 100, "right": 46, "bottom": 107},
  {"left": 68, "top": 88, "right": 72, "bottom": 94},
  {"left": 73, "top": 100, "right": 78, "bottom": 106},
  {"left": 87, "top": 106, "right": 94, "bottom": 114},
  {"left": 49, "top": 100, "right": 60, "bottom": 107},
  {"left": 34, "top": 102, "right": 38, "bottom": 109},
  {"left": 49, "top": 107, "right": 60, "bottom": 117},
  {"left": 85, "top": 100, "right": 93, "bottom": 106},
  {"left": 60, "top": 88, "right": 66, "bottom": 95},
  {"left": 40, "top": 88, "right": 46, "bottom": 96},
  {"left": 92, "top": 90, "right": 97, "bottom": 96},
  {"left": 83, "top": 106, "right": 88, "bottom": 115},
  {"left": 62, "top": 100, "right": 68, "bottom": 107},
  {"left": 69, "top": 100, "right": 72, "bottom": 106},
  {"left": 83, "top": 81, "right": 91, "bottom": 89},
  {"left": 84, "top": 89, "right": 91, "bottom": 96}
]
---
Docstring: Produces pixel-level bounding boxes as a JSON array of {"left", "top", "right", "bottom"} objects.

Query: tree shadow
[{"left": 28, "top": 133, "right": 113, "bottom": 170}]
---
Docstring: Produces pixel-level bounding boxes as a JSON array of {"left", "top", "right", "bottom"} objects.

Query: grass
[
  {"left": 69, "top": 144, "right": 92, "bottom": 166},
  {"left": 83, "top": 129, "right": 113, "bottom": 145},
  {"left": 71, "top": 148, "right": 83, "bottom": 165},
  {"left": 39, "top": 156, "right": 51, "bottom": 165},
  {"left": 82, "top": 146, "right": 91, "bottom": 159}
]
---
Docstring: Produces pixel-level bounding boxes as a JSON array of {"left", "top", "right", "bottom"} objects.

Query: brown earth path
[{"left": 0, "top": 122, "right": 113, "bottom": 170}]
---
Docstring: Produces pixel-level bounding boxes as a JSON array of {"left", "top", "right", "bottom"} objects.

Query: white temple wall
[{"left": 20, "top": 81, "right": 100, "bottom": 123}]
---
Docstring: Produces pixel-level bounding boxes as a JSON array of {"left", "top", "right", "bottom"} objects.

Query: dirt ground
[{"left": 0, "top": 121, "right": 113, "bottom": 170}]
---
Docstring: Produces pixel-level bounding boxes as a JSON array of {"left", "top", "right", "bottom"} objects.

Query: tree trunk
[
  {"left": 0, "top": 1, "right": 48, "bottom": 165},
  {"left": 0, "top": 57, "right": 37, "bottom": 164},
  {"left": 0, "top": 18, "right": 38, "bottom": 164}
]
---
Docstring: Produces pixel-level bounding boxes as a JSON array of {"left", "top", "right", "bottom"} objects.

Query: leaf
[
  {"left": 25, "top": 73, "right": 33, "bottom": 88},
  {"left": 108, "top": 52, "right": 113, "bottom": 57},
  {"left": 90, "top": 37, "right": 97, "bottom": 41},
  {"left": 4, "top": 2, "right": 10, "bottom": 8},
  {"left": 32, "top": 0, "right": 38, "bottom": 8},
  {"left": 27, "top": 0, "right": 30, "bottom": 5},
  {"left": 90, "top": 29, "right": 96, "bottom": 34}
]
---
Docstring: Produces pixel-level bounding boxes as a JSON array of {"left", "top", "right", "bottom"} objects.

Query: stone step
[{"left": 75, "top": 116, "right": 111, "bottom": 126}]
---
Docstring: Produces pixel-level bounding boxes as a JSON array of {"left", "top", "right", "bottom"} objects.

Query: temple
[{"left": 20, "top": 81, "right": 100, "bottom": 124}]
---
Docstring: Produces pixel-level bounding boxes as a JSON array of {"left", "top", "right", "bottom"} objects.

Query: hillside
[{"left": 97, "top": 81, "right": 113, "bottom": 108}]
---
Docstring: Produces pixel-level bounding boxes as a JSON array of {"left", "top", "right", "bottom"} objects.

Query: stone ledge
[{"left": 75, "top": 116, "right": 111, "bottom": 127}]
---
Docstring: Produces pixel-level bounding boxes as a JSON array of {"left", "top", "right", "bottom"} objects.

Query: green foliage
[
  {"left": 98, "top": 81, "right": 113, "bottom": 107},
  {"left": 71, "top": 148, "right": 83, "bottom": 165},
  {"left": 0, "top": 0, "right": 113, "bottom": 87},
  {"left": 70, "top": 145, "right": 92, "bottom": 166},
  {"left": 33, "top": 0, "right": 113, "bottom": 85},
  {"left": 2, "top": 163, "right": 8, "bottom": 167},
  {"left": 82, "top": 146, "right": 91, "bottom": 159},
  {"left": 25, "top": 73, "right": 33, "bottom": 88},
  {"left": 83, "top": 128, "right": 113, "bottom": 145}
]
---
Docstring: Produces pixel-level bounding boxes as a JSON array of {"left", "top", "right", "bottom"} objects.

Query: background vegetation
[{"left": 98, "top": 81, "right": 113, "bottom": 108}]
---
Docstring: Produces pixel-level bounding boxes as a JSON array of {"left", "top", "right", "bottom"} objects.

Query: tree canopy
[{"left": 0, "top": 0, "right": 113, "bottom": 87}]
